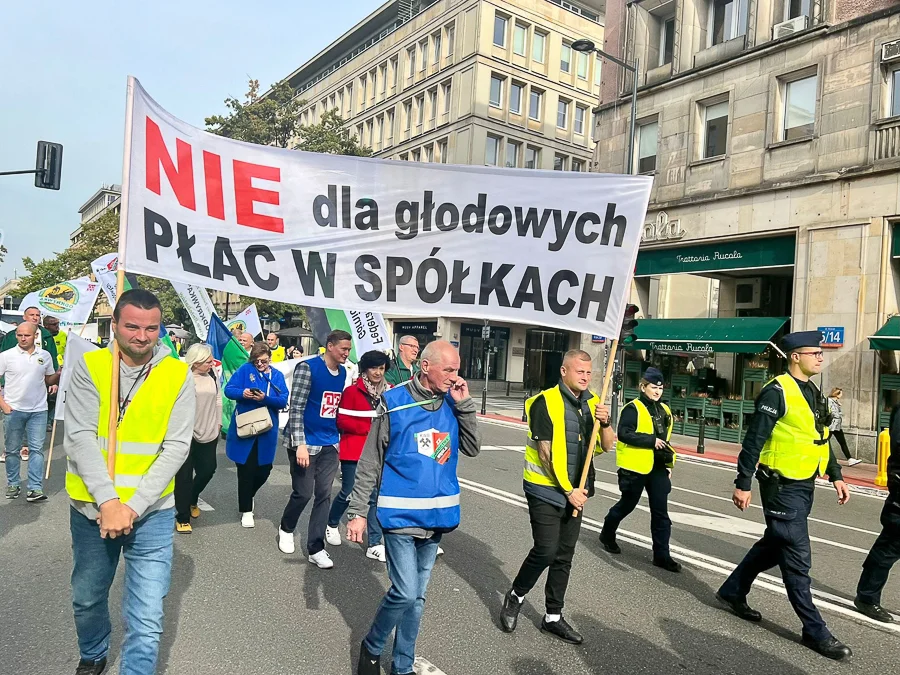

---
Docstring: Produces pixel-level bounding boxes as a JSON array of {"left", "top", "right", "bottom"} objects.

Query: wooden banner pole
[{"left": 43, "top": 420, "right": 58, "bottom": 481}]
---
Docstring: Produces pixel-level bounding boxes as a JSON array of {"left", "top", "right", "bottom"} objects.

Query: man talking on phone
[{"left": 348, "top": 340, "right": 480, "bottom": 675}]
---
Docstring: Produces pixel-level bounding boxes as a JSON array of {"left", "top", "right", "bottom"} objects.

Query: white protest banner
[
  {"left": 55, "top": 332, "right": 100, "bottom": 421},
  {"left": 226, "top": 303, "right": 263, "bottom": 338},
  {"left": 0, "top": 321, "right": 16, "bottom": 334},
  {"left": 171, "top": 281, "right": 217, "bottom": 340},
  {"left": 20, "top": 277, "right": 102, "bottom": 325},
  {"left": 122, "top": 79, "right": 651, "bottom": 338},
  {"left": 346, "top": 310, "right": 391, "bottom": 354},
  {"left": 91, "top": 253, "right": 120, "bottom": 306}
]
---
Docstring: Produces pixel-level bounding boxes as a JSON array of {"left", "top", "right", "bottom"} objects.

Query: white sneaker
[
  {"left": 325, "top": 525, "right": 342, "bottom": 546},
  {"left": 0, "top": 452, "right": 5, "bottom": 463},
  {"left": 848, "top": 458, "right": 863, "bottom": 466},
  {"left": 308, "top": 550, "right": 334, "bottom": 569},
  {"left": 437, "top": 546, "right": 445, "bottom": 556},
  {"left": 240, "top": 512, "right": 255, "bottom": 528},
  {"left": 278, "top": 528, "right": 295, "bottom": 554},
  {"left": 366, "top": 544, "right": 386, "bottom": 562}
]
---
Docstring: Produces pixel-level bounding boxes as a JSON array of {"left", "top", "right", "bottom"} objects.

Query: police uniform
[
  {"left": 717, "top": 331, "right": 852, "bottom": 660},
  {"left": 599, "top": 367, "right": 680, "bottom": 572}
]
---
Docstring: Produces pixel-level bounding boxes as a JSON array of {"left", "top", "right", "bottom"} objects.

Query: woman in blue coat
[{"left": 225, "top": 341, "right": 289, "bottom": 528}]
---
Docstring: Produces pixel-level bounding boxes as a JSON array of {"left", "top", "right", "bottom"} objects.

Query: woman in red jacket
[{"left": 326, "top": 350, "right": 390, "bottom": 561}]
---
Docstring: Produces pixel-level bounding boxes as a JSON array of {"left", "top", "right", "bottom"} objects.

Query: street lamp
[{"left": 572, "top": 39, "right": 639, "bottom": 176}]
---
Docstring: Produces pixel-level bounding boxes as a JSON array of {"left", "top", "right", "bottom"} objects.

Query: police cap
[
  {"left": 642, "top": 367, "right": 664, "bottom": 386},
  {"left": 781, "top": 330, "right": 821, "bottom": 353}
]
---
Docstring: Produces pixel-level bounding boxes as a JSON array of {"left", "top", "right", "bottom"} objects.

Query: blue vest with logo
[
  {"left": 302, "top": 356, "right": 345, "bottom": 447},
  {"left": 377, "top": 384, "right": 461, "bottom": 531}
]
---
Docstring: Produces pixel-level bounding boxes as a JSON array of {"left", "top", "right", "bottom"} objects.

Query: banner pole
[
  {"left": 573, "top": 339, "right": 618, "bottom": 518},
  {"left": 44, "top": 420, "right": 58, "bottom": 481},
  {"left": 107, "top": 75, "right": 136, "bottom": 480}
]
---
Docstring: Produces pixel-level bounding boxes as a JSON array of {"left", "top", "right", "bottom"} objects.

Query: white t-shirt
[{"left": 0, "top": 346, "right": 54, "bottom": 412}]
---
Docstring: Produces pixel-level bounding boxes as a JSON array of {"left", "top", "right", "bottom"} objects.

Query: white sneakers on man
[
  {"left": 278, "top": 529, "right": 295, "bottom": 554},
  {"left": 366, "top": 545, "right": 386, "bottom": 562},
  {"left": 240, "top": 512, "right": 255, "bottom": 528},
  {"left": 848, "top": 458, "right": 863, "bottom": 466},
  {"left": 325, "top": 525, "right": 342, "bottom": 546},
  {"left": 308, "top": 550, "right": 334, "bottom": 569}
]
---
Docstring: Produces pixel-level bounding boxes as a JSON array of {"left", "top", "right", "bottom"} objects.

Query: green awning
[
  {"left": 868, "top": 316, "right": 900, "bottom": 350},
  {"left": 628, "top": 317, "right": 789, "bottom": 356}
]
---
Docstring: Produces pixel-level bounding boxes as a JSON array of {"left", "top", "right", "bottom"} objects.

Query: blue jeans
[
  {"left": 4, "top": 410, "right": 47, "bottom": 491},
  {"left": 363, "top": 532, "right": 442, "bottom": 674},
  {"left": 327, "top": 459, "right": 382, "bottom": 546},
  {"left": 70, "top": 507, "right": 174, "bottom": 673}
]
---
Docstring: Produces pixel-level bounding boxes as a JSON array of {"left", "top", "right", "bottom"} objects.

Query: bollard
[
  {"left": 875, "top": 428, "right": 890, "bottom": 487},
  {"left": 696, "top": 418, "right": 705, "bottom": 455},
  {"left": 506, "top": 380, "right": 512, "bottom": 397},
  {"left": 522, "top": 392, "right": 528, "bottom": 423}
]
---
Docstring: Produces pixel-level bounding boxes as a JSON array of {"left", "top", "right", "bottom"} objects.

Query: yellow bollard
[{"left": 875, "top": 428, "right": 891, "bottom": 487}]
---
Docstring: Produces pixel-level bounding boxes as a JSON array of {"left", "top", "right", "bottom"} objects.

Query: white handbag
[{"left": 235, "top": 406, "right": 272, "bottom": 438}]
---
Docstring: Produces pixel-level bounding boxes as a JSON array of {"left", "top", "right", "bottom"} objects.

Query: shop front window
[
  {"left": 459, "top": 323, "right": 509, "bottom": 380},
  {"left": 524, "top": 328, "right": 570, "bottom": 390},
  {"left": 392, "top": 321, "right": 437, "bottom": 354}
]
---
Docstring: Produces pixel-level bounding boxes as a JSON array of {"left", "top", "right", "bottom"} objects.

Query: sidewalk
[{"left": 479, "top": 394, "right": 882, "bottom": 491}]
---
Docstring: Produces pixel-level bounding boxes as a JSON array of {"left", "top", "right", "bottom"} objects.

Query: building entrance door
[{"left": 524, "top": 329, "right": 570, "bottom": 391}]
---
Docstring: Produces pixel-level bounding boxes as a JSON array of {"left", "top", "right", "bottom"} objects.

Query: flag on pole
[
  {"left": 226, "top": 304, "right": 263, "bottom": 338},
  {"left": 323, "top": 309, "right": 391, "bottom": 362},
  {"left": 55, "top": 333, "right": 101, "bottom": 421},
  {"left": 19, "top": 277, "right": 102, "bottom": 325},
  {"left": 208, "top": 314, "right": 249, "bottom": 428},
  {"left": 171, "top": 281, "right": 217, "bottom": 339},
  {"left": 91, "top": 253, "right": 120, "bottom": 306}
]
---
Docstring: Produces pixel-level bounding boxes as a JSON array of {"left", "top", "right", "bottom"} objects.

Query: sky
[{"left": 0, "top": 0, "right": 378, "bottom": 285}]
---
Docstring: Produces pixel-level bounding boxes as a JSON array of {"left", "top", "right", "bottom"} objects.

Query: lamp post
[{"left": 572, "top": 39, "right": 639, "bottom": 176}]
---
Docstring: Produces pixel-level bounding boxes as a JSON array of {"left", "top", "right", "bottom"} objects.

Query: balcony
[{"left": 874, "top": 117, "right": 900, "bottom": 162}]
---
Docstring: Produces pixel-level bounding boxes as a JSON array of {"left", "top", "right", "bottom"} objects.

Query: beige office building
[
  {"left": 281, "top": 0, "right": 607, "bottom": 389},
  {"left": 594, "top": 0, "right": 900, "bottom": 457}
]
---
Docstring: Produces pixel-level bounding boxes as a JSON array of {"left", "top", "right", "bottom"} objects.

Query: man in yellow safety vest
[{"left": 64, "top": 289, "right": 195, "bottom": 675}]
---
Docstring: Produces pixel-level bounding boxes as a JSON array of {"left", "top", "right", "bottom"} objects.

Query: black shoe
[
  {"left": 75, "top": 658, "right": 107, "bottom": 675},
  {"left": 653, "top": 557, "right": 682, "bottom": 573},
  {"left": 854, "top": 598, "right": 894, "bottom": 623},
  {"left": 499, "top": 589, "right": 523, "bottom": 633},
  {"left": 357, "top": 642, "right": 380, "bottom": 675},
  {"left": 540, "top": 616, "right": 583, "bottom": 644},
  {"left": 801, "top": 635, "right": 852, "bottom": 661},
  {"left": 715, "top": 592, "right": 762, "bottom": 622},
  {"left": 599, "top": 534, "right": 621, "bottom": 554},
  {"left": 26, "top": 490, "right": 47, "bottom": 502}
]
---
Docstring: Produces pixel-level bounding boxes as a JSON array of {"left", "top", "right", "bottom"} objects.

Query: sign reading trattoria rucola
[
  {"left": 648, "top": 342, "right": 714, "bottom": 354},
  {"left": 635, "top": 234, "right": 795, "bottom": 277}
]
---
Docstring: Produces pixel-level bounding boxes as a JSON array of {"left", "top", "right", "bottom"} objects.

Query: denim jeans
[
  {"left": 363, "top": 532, "right": 442, "bottom": 674},
  {"left": 327, "top": 459, "right": 382, "bottom": 546},
  {"left": 4, "top": 410, "right": 47, "bottom": 491},
  {"left": 70, "top": 507, "right": 174, "bottom": 673}
]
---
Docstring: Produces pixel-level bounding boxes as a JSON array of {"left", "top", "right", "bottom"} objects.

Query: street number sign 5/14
[{"left": 819, "top": 326, "right": 844, "bottom": 348}]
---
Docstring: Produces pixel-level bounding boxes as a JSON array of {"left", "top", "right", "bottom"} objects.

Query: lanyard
[{"left": 118, "top": 362, "right": 152, "bottom": 426}]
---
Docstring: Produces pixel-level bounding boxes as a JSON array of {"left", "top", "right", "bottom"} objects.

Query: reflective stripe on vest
[
  {"left": 66, "top": 350, "right": 188, "bottom": 503},
  {"left": 377, "top": 494, "right": 461, "bottom": 510},
  {"left": 759, "top": 374, "right": 830, "bottom": 480},
  {"left": 523, "top": 385, "right": 600, "bottom": 492},
  {"left": 615, "top": 399, "right": 675, "bottom": 475}
]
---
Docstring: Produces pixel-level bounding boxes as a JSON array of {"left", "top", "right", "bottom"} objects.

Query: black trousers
[
  {"left": 856, "top": 493, "right": 900, "bottom": 605},
  {"left": 830, "top": 430, "right": 852, "bottom": 461},
  {"left": 236, "top": 441, "right": 272, "bottom": 513},
  {"left": 602, "top": 466, "right": 672, "bottom": 559},
  {"left": 512, "top": 493, "right": 583, "bottom": 614},
  {"left": 719, "top": 479, "right": 830, "bottom": 642},
  {"left": 279, "top": 445, "right": 339, "bottom": 555},
  {"left": 174, "top": 438, "right": 218, "bottom": 524}
]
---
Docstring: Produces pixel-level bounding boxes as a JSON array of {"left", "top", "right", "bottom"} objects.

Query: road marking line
[
  {"left": 457, "top": 477, "right": 900, "bottom": 632},
  {"left": 414, "top": 657, "right": 448, "bottom": 674}
]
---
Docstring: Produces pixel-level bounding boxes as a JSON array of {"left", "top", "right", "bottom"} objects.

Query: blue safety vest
[
  {"left": 302, "top": 356, "right": 345, "bottom": 447},
  {"left": 376, "top": 385, "right": 461, "bottom": 531}
]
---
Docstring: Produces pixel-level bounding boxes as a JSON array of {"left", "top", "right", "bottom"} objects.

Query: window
[
  {"left": 438, "top": 139, "right": 448, "bottom": 163},
  {"left": 404, "top": 101, "right": 412, "bottom": 131},
  {"left": 380, "top": 64, "right": 387, "bottom": 95},
  {"left": 494, "top": 14, "right": 507, "bottom": 47},
  {"left": 574, "top": 105, "right": 586, "bottom": 134},
  {"left": 433, "top": 33, "right": 442, "bottom": 63},
  {"left": 703, "top": 100, "right": 729, "bottom": 158},
  {"left": 514, "top": 24, "right": 527, "bottom": 56},
  {"left": 576, "top": 52, "right": 588, "bottom": 80},
  {"left": 361, "top": 75, "right": 368, "bottom": 106},
  {"left": 637, "top": 121, "right": 658, "bottom": 172},
  {"left": 391, "top": 56, "right": 399, "bottom": 87},
  {"left": 490, "top": 75, "right": 504, "bottom": 107},
  {"left": 557, "top": 99, "right": 569, "bottom": 129},
  {"left": 892, "top": 70, "right": 900, "bottom": 118},
  {"left": 785, "top": 0, "right": 811, "bottom": 20},
  {"left": 525, "top": 146, "right": 540, "bottom": 169},
  {"left": 386, "top": 110, "right": 395, "bottom": 143},
  {"left": 506, "top": 140, "right": 520, "bottom": 167},
  {"left": 532, "top": 31, "right": 546, "bottom": 63},
  {"left": 425, "top": 144, "right": 434, "bottom": 162},
  {"left": 429, "top": 88, "right": 437, "bottom": 122},
  {"left": 485, "top": 135, "right": 501, "bottom": 166},
  {"left": 529, "top": 89, "right": 543, "bottom": 120},
  {"left": 561, "top": 43, "right": 572, "bottom": 73},
  {"left": 446, "top": 25, "right": 455, "bottom": 56},
  {"left": 366, "top": 120, "right": 374, "bottom": 146},
  {"left": 416, "top": 95, "right": 425, "bottom": 125},
  {"left": 377, "top": 116, "right": 384, "bottom": 147},
  {"left": 572, "top": 159, "right": 585, "bottom": 172},
  {"left": 412, "top": 149, "right": 421, "bottom": 162},
  {"left": 510, "top": 82, "right": 523, "bottom": 114},
  {"left": 594, "top": 55, "right": 603, "bottom": 86},
  {"left": 554, "top": 154, "right": 568, "bottom": 171},
  {"left": 660, "top": 18, "right": 676, "bottom": 66},
  {"left": 408, "top": 47, "right": 416, "bottom": 77},
  {"left": 710, "top": 0, "right": 747, "bottom": 46},
  {"left": 370, "top": 70, "right": 377, "bottom": 102},
  {"left": 782, "top": 74, "right": 817, "bottom": 140},
  {"left": 399, "top": 152, "right": 409, "bottom": 161},
  {"left": 443, "top": 82, "right": 452, "bottom": 115},
  {"left": 419, "top": 40, "right": 428, "bottom": 71}
]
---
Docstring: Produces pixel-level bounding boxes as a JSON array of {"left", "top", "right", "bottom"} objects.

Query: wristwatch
[{"left": 348, "top": 514, "right": 362, "bottom": 521}]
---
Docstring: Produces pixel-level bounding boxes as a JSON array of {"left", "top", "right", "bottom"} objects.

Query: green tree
[
  {"left": 205, "top": 79, "right": 303, "bottom": 148},
  {"left": 297, "top": 109, "right": 372, "bottom": 156}
]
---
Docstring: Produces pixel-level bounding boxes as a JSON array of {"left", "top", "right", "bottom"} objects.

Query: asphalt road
[{"left": 1, "top": 419, "right": 897, "bottom": 674}]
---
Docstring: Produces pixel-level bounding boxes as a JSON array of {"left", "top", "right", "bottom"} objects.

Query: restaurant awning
[
  {"left": 628, "top": 317, "right": 789, "bottom": 356},
  {"left": 868, "top": 316, "right": 900, "bottom": 350}
]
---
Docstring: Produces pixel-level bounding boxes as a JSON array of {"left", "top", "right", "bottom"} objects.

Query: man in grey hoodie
[{"left": 64, "top": 289, "right": 195, "bottom": 675}]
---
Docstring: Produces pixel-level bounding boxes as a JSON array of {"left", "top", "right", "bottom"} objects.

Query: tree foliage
[{"left": 297, "top": 110, "right": 372, "bottom": 156}]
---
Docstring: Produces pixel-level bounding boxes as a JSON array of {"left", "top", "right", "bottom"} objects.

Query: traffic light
[
  {"left": 34, "top": 141, "right": 63, "bottom": 190},
  {"left": 620, "top": 304, "right": 639, "bottom": 345}
]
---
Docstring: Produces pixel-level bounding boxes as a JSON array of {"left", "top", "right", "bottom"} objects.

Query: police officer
[
  {"left": 599, "top": 367, "right": 680, "bottom": 572},
  {"left": 499, "top": 349, "right": 614, "bottom": 644},
  {"left": 854, "top": 402, "right": 900, "bottom": 623},
  {"left": 717, "top": 331, "right": 852, "bottom": 660}
]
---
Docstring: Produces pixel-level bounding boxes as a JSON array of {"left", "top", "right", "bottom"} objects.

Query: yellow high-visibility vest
[
  {"left": 615, "top": 399, "right": 675, "bottom": 475},
  {"left": 523, "top": 385, "right": 602, "bottom": 493},
  {"left": 66, "top": 350, "right": 188, "bottom": 503},
  {"left": 54, "top": 330, "right": 67, "bottom": 367},
  {"left": 271, "top": 345, "right": 285, "bottom": 363},
  {"left": 759, "top": 374, "right": 830, "bottom": 480}
]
